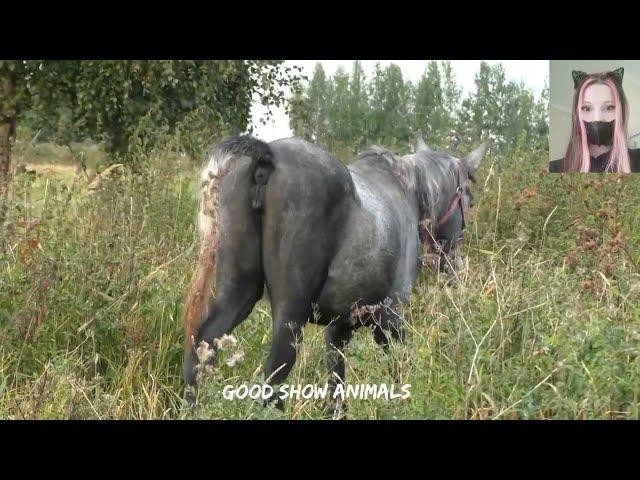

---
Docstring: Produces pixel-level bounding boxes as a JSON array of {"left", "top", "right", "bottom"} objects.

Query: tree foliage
[
  {"left": 23, "top": 60, "right": 303, "bottom": 159},
  {"left": 289, "top": 61, "right": 549, "bottom": 159}
]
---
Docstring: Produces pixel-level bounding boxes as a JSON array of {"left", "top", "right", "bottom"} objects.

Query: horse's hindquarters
[
  {"left": 259, "top": 139, "right": 355, "bottom": 384},
  {"left": 261, "top": 146, "right": 353, "bottom": 311}
]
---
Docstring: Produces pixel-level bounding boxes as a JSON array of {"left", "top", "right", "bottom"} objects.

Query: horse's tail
[{"left": 182, "top": 136, "right": 274, "bottom": 350}]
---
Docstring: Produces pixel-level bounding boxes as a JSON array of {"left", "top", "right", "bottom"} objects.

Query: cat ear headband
[{"left": 572, "top": 67, "right": 624, "bottom": 89}]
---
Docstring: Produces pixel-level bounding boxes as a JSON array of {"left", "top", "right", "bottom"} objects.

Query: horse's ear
[
  {"left": 416, "top": 135, "right": 430, "bottom": 153},
  {"left": 464, "top": 143, "right": 487, "bottom": 175}
]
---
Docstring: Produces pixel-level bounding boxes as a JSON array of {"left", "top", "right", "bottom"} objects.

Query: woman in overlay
[{"left": 549, "top": 68, "right": 640, "bottom": 173}]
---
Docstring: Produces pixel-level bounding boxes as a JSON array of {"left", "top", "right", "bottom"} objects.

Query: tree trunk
[{"left": 0, "top": 74, "right": 16, "bottom": 252}]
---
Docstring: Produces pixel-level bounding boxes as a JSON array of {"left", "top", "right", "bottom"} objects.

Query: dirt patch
[{"left": 23, "top": 163, "right": 81, "bottom": 180}]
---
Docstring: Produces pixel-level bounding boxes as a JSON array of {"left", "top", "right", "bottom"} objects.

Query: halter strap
[
  {"left": 437, "top": 168, "right": 466, "bottom": 230},
  {"left": 437, "top": 187, "right": 464, "bottom": 227},
  {"left": 418, "top": 168, "right": 467, "bottom": 258}
]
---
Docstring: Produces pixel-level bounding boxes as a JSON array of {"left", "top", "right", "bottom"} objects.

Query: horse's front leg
[
  {"left": 371, "top": 300, "right": 408, "bottom": 385},
  {"left": 371, "top": 299, "right": 406, "bottom": 348},
  {"left": 437, "top": 240, "right": 464, "bottom": 282},
  {"left": 434, "top": 212, "right": 465, "bottom": 281}
]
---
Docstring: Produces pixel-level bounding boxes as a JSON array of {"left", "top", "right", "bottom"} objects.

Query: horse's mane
[
  {"left": 356, "top": 146, "right": 404, "bottom": 171},
  {"left": 356, "top": 147, "right": 465, "bottom": 225},
  {"left": 355, "top": 147, "right": 413, "bottom": 191},
  {"left": 411, "top": 151, "right": 465, "bottom": 225}
]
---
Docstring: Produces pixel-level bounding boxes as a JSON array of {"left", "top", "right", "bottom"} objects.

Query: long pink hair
[{"left": 565, "top": 73, "right": 630, "bottom": 173}]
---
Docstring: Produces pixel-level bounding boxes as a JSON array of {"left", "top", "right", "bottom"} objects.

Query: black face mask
[{"left": 584, "top": 120, "right": 614, "bottom": 146}]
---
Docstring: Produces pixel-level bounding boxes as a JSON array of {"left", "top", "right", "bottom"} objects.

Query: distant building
[{"left": 630, "top": 132, "right": 640, "bottom": 148}]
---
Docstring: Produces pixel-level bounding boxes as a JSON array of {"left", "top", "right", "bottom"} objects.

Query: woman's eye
[
  {"left": 581, "top": 106, "right": 591, "bottom": 112},
  {"left": 606, "top": 105, "right": 615, "bottom": 112}
]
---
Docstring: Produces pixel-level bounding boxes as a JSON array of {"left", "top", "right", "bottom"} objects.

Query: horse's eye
[{"left": 465, "top": 186, "right": 474, "bottom": 206}]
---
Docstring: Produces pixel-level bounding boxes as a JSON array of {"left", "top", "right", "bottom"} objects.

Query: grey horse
[{"left": 182, "top": 135, "right": 486, "bottom": 413}]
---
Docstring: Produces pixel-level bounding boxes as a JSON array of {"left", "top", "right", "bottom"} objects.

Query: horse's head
[
  {"left": 456, "top": 141, "right": 486, "bottom": 212},
  {"left": 408, "top": 137, "right": 487, "bottom": 275}
]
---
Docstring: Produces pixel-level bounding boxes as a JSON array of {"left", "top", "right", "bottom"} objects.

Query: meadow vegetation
[{"left": 2, "top": 136, "right": 638, "bottom": 419}]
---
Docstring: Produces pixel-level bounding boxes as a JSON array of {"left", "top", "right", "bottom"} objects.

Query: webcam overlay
[{"left": 549, "top": 60, "right": 640, "bottom": 173}]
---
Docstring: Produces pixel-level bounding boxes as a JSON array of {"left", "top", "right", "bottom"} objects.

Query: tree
[
  {"left": 412, "top": 61, "right": 448, "bottom": 149},
  {"left": 288, "top": 85, "right": 313, "bottom": 141},
  {"left": 460, "top": 61, "right": 543, "bottom": 153},
  {"left": 0, "top": 61, "right": 39, "bottom": 243},
  {"left": 455, "top": 96, "right": 476, "bottom": 147},
  {"left": 441, "top": 61, "right": 463, "bottom": 149},
  {"left": 501, "top": 81, "right": 536, "bottom": 150},
  {"left": 469, "top": 62, "right": 505, "bottom": 145},
  {"left": 348, "top": 61, "right": 370, "bottom": 152},
  {"left": 305, "top": 63, "right": 330, "bottom": 145},
  {"left": 368, "top": 63, "right": 412, "bottom": 151},
  {"left": 533, "top": 82, "right": 549, "bottom": 151},
  {"left": 328, "top": 66, "right": 351, "bottom": 150},
  {"left": 28, "top": 61, "right": 303, "bottom": 159},
  {"left": 441, "top": 61, "right": 462, "bottom": 119},
  {"left": 367, "top": 62, "right": 386, "bottom": 144}
]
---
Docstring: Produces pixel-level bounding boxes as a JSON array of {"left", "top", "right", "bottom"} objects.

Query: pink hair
[{"left": 576, "top": 76, "right": 630, "bottom": 173}]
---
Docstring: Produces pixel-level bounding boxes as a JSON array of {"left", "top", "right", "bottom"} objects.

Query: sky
[{"left": 249, "top": 60, "right": 549, "bottom": 142}]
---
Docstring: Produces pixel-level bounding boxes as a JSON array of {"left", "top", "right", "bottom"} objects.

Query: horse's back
[{"left": 268, "top": 137, "right": 353, "bottom": 188}]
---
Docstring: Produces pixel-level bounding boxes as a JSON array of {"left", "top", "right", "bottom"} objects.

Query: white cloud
[{"left": 249, "top": 60, "right": 549, "bottom": 142}]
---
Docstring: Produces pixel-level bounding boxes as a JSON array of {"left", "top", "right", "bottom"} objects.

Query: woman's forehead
[{"left": 583, "top": 83, "right": 614, "bottom": 103}]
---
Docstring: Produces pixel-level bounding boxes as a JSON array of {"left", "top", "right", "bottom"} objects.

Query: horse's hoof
[
  {"left": 262, "top": 395, "right": 285, "bottom": 411},
  {"left": 332, "top": 404, "right": 348, "bottom": 420},
  {"left": 184, "top": 386, "right": 197, "bottom": 407},
  {"left": 323, "top": 399, "right": 348, "bottom": 420}
]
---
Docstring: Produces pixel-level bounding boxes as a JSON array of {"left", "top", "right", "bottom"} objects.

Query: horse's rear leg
[
  {"left": 262, "top": 257, "right": 333, "bottom": 410},
  {"left": 184, "top": 169, "right": 264, "bottom": 395},
  {"left": 261, "top": 304, "right": 309, "bottom": 410},
  {"left": 259, "top": 151, "right": 350, "bottom": 411},
  {"left": 199, "top": 279, "right": 263, "bottom": 355},
  {"left": 325, "top": 319, "right": 353, "bottom": 419},
  {"left": 184, "top": 277, "right": 263, "bottom": 393}
]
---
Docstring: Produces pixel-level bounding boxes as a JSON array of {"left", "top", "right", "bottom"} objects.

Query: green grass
[{"left": 1, "top": 142, "right": 639, "bottom": 419}]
